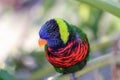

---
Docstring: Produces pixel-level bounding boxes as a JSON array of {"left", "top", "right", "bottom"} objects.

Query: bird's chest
[
  {"left": 45, "top": 40, "right": 86, "bottom": 67},
  {"left": 46, "top": 38, "right": 79, "bottom": 56}
]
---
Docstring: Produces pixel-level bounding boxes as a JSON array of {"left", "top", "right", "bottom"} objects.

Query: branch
[
  {"left": 77, "top": 0, "right": 120, "bottom": 17},
  {"left": 27, "top": 65, "right": 54, "bottom": 80},
  {"left": 27, "top": 39, "right": 116, "bottom": 80},
  {"left": 57, "top": 51, "right": 120, "bottom": 80}
]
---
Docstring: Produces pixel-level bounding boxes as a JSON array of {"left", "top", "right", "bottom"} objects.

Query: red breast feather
[{"left": 46, "top": 38, "right": 89, "bottom": 68}]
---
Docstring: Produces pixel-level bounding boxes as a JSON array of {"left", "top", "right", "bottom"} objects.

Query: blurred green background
[{"left": 0, "top": 0, "right": 120, "bottom": 80}]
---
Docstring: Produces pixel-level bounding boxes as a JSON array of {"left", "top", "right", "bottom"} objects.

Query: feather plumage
[{"left": 39, "top": 18, "right": 90, "bottom": 73}]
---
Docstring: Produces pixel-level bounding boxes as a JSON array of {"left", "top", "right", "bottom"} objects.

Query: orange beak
[{"left": 38, "top": 39, "right": 47, "bottom": 47}]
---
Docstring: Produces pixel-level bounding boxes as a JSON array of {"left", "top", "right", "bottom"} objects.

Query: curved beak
[{"left": 38, "top": 39, "right": 47, "bottom": 47}]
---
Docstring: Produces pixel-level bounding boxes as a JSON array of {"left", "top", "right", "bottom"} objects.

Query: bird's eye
[{"left": 48, "top": 29, "right": 53, "bottom": 33}]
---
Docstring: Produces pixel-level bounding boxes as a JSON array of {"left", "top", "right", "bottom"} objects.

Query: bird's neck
[
  {"left": 47, "top": 34, "right": 75, "bottom": 50},
  {"left": 47, "top": 25, "right": 74, "bottom": 49},
  {"left": 47, "top": 38, "right": 65, "bottom": 49}
]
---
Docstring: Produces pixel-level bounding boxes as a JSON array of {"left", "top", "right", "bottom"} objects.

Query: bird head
[{"left": 38, "top": 18, "right": 70, "bottom": 48}]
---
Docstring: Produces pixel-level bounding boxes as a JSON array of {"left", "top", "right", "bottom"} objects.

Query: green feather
[
  {"left": 55, "top": 18, "right": 69, "bottom": 44},
  {"left": 53, "top": 54, "right": 88, "bottom": 74},
  {"left": 52, "top": 25, "right": 90, "bottom": 74},
  {"left": 44, "top": 20, "right": 90, "bottom": 74}
]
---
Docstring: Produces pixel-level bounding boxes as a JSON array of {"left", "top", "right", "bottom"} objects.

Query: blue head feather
[{"left": 39, "top": 19, "right": 65, "bottom": 48}]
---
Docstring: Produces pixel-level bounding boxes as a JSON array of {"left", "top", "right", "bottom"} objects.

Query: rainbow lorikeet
[{"left": 38, "top": 18, "right": 90, "bottom": 74}]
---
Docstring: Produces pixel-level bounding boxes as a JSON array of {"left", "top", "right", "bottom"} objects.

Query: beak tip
[{"left": 38, "top": 39, "right": 47, "bottom": 47}]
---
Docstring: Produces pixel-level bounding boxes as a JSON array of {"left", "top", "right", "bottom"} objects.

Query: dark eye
[{"left": 48, "top": 29, "right": 53, "bottom": 33}]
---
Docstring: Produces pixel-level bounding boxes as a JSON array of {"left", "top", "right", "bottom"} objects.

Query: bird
[{"left": 38, "top": 18, "right": 90, "bottom": 74}]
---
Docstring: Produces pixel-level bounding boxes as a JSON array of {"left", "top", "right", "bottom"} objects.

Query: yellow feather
[{"left": 55, "top": 18, "right": 69, "bottom": 44}]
